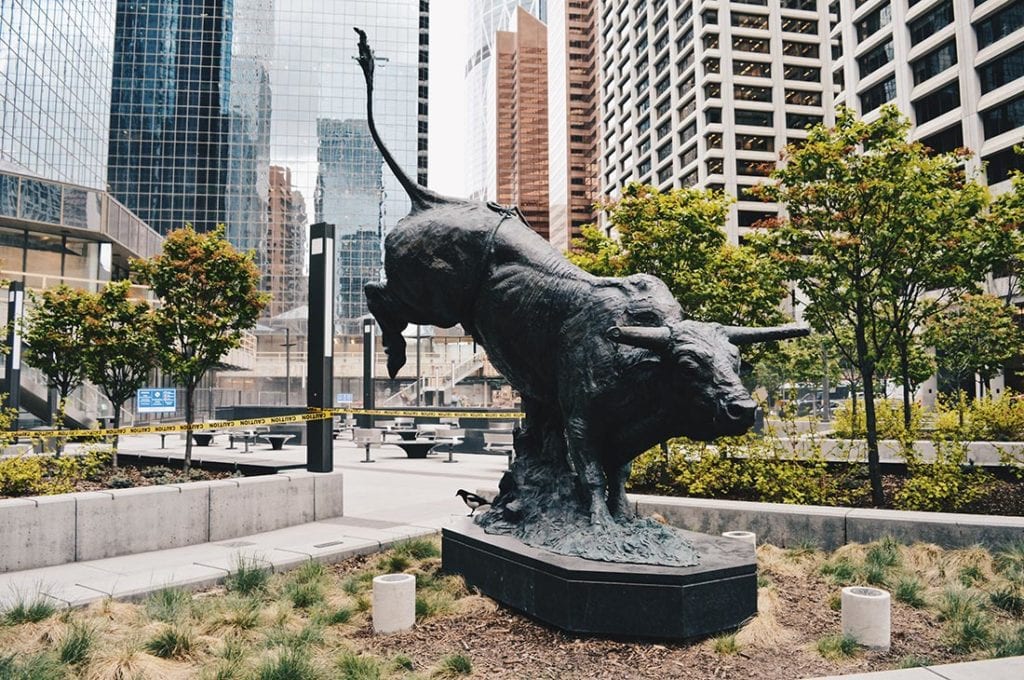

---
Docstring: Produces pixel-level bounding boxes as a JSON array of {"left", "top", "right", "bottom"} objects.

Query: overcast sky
[{"left": 426, "top": 0, "right": 469, "bottom": 197}]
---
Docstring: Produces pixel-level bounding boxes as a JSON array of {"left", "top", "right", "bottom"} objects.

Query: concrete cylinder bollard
[
  {"left": 372, "top": 573, "right": 416, "bottom": 634},
  {"left": 841, "top": 586, "right": 891, "bottom": 651},
  {"left": 721, "top": 531, "right": 757, "bottom": 546}
]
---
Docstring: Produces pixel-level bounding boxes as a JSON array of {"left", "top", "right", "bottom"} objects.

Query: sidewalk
[
  {"left": 0, "top": 435, "right": 506, "bottom": 609},
  {"left": 806, "top": 656, "right": 1024, "bottom": 679}
]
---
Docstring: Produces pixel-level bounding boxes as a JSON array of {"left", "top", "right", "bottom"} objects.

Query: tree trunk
[
  {"left": 899, "top": 344, "right": 913, "bottom": 432},
  {"left": 957, "top": 389, "right": 966, "bottom": 428},
  {"left": 184, "top": 384, "right": 195, "bottom": 474},
  {"left": 111, "top": 403, "right": 122, "bottom": 468},
  {"left": 55, "top": 394, "right": 67, "bottom": 457},
  {"left": 855, "top": 324, "right": 885, "bottom": 507}
]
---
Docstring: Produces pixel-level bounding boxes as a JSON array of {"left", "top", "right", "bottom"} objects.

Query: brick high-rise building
[
  {"left": 548, "top": 0, "right": 599, "bottom": 252},
  {"left": 495, "top": 7, "right": 550, "bottom": 239},
  {"left": 265, "top": 166, "right": 308, "bottom": 319}
]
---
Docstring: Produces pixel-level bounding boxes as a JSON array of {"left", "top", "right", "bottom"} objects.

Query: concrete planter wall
[
  {"left": 634, "top": 494, "right": 1024, "bottom": 551},
  {"left": 775, "top": 438, "right": 1024, "bottom": 466},
  {"left": 0, "top": 471, "right": 344, "bottom": 573}
]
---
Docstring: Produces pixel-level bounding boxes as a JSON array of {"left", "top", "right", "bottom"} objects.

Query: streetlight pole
[{"left": 280, "top": 327, "right": 296, "bottom": 406}]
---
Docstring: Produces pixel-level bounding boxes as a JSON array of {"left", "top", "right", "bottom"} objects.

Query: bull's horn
[
  {"left": 606, "top": 325, "right": 671, "bottom": 351},
  {"left": 722, "top": 323, "right": 810, "bottom": 346}
]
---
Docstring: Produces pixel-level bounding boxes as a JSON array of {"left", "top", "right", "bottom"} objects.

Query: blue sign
[
  {"left": 137, "top": 388, "right": 177, "bottom": 413},
  {"left": 336, "top": 393, "right": 353, "bottom": 404}
]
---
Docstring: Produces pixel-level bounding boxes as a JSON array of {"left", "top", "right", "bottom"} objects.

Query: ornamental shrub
[
  {"left": 833, "top": 399, "right": 922, "bottom": 439},
  {"left": 893, "top": 440, "right": 991, "bottom": 512}
]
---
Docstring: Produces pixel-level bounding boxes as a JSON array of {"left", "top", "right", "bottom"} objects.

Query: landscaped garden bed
[
  {"left": 1, "top": 537, "right": 1022, "bottom": 679},
  {"left": 0, "top": 449, "right": 235, "bottom": 499}
]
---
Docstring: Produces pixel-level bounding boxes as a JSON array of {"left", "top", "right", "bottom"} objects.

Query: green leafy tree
[
  {"left": 987, "top": 148, "right": 1024, "bottom": 304},
  {"left": 133, "top": 226, "right": 269, "bottom": 472},
  {"left": 21, "top": 285, "right": 93, "bottom": 444},
  {"left": 82, "top": 280, "right": 159, "bottom": 463},
  {"left": 925, "top": 293, "right": 1022, "bottom": 425},
  {"left": 756, "top": 106, "right": 1001, "bottom": 506},
  {"left": 570, "top": 183, "right": 789, "bottom": 327}
]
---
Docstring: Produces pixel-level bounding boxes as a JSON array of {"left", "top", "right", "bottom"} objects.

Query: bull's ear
[
  {"left": 722, "top": 323, "right": 810, "bottom": 346},
  {"left": 606, "top": 325, "right": 671, "bottom": 351}
]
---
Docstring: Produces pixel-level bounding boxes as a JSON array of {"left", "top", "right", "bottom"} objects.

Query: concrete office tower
[
  {"left": 466, "top": 0, "right": 547, "bottom": 202},
  {"left": 548, "top": 0, "right": 600, "bottom": 252},
  {"left": 495, "top": 8, "right": 551, "bottom": 239},
  {"left": 266, "top": 166, "right": 308, "bottom": 319},
  {"left": 110, "top": 0, "right": 426, "bottom": 322},
  {"left": 598, "top": 0, "right": 836, "bottom": 243},
  {"left": 1, "top": 1, "right": 115, "bottom": 189},
  {"left": 831, "top": 0, "right": 1024, "bottom": 190}
]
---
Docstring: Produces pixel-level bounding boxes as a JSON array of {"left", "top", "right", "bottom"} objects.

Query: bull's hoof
[
  {"left": 610, "top": 499, "right": 634, "bottom": 520},
  {"left": 589, "top": 505, "right": 614, "bottom": 527}
]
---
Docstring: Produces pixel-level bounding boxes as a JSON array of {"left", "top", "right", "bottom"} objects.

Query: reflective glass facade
[
  {"left": 0, "top": 1, "right": 115, "bottom": 189},
  {"left": 109, "top": 0, "right": 426, "bottom": 326}
]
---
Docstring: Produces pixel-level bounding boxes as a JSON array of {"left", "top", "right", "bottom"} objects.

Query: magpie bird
[{"left": 456, "top": 489, "right": 491, "bottom": 516}]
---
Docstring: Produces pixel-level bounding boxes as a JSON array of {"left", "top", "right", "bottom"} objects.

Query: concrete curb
[
  {"left": 0, "top": 471, "right": 346, "bottom": 573},
  {"left": 632, "top": 495, "right": 1024, "bottom": 550}
]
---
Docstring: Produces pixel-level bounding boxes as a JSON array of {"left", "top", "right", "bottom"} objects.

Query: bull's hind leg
[
  {"left": 364, "top": 282, "right": 409, "bottom": 379},
  {"left": 606, "top": 461, "right": 634, "bottom": 520},
  {"left": 565, "top": 416, "right": 614, "bottom": 526}
]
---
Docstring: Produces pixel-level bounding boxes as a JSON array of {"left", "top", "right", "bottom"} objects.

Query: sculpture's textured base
[
  {"left": 442, "top": 518, "right": 757, "bottom": 639},
  {"left": 475, "top": 448, "right": 699, "bottom": 566}
]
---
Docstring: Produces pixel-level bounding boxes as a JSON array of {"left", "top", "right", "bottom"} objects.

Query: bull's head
[{"left": 606, "top": 321, "right": 809, "bottom": 438}]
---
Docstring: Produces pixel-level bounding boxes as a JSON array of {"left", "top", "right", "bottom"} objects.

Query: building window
[
  {"left": 680, "top": 144, "right": 698, "bottom": 167},
  {"left": 657, "top": 121, "right": 671, "bottom": 138},
  {"left": 919, "top": 124, "right": 964, "bottom": 154},
  {"left": 738, "top": 209, "right": 776, "bottom": 227},
  {"left": 638, "top": 159, "right": 652, "bottom": 176},
  {"left": 735, "top": 0, "right": 768, "bottom": 5},
  {"left": 913, "top": 81, "right": 960, "bottom": 124},
  {"left": 784, "top": 64, "right": 821, "bottom": 82},
  {"left": 657, "top": 143, "right": 673, "bottom": 162},
  {"left": 781, "top": 17, "right": 818, "bottom": 34},
  {"left": 737, "top": 184, "right": 763, "bottom": 201},
  {"left": 705, "top": 108, "right": 722, "bottom": 125},
  {"left": 736, "top": 134, "right": 775, "bottom": 152},
  {"left": 785, "top": 88, "right": 822, "bottom": 106},
  {"left": 707, "top": 158, "right": 725, "bottom": 175},
  {"left": 978, "top": 45, "right": 1024, "bottom": 94},
  {"left": 706, "top": 132, "right": 724, "bottom": 149},
  {"left": 704, "top": 33, "right": 720, "bottom": 50},
  {"left": 910, "top": 1, "right": 953, "bottom": 46},
  {"left": 704, "top": 58, "right": 721, "bottom": 74},
  {"left": 980, "top": 93, "right": 1024, "bottom": 138},
  {"left": 736, "top": 158, "right": 773, "bottom": 176},
  {"left": 731, "top": 12, "right": 770, "bottom": 30},
  {"left": 860, "top": 76, "right": 896, "bottom": 112},
  {"left": 786, "top": 112, "right": 823, "bottom": 129},
  {"left": 857, "top": 39, "right": 894, "bottom": 79},
  {"left": 734, "top": 36, "right": 771, "bottom": 53},
  {"left": 783, "top": 41, "right": 820, "bottom": 58},
  {"left": 681, "top": 121, "right": 698, "bottom": 143},
  {"left": 705, "top": 82, "right": 722, "bottom": 98},
  {"left": 985, "top": 145, "right": 1024, "bottom": 184},
  {"left": 911, "top": 40, "right": 957, "bottom": 85},
  {"left": 680, "top": 97, "right": 697, "bottom": 119},
  {"left": 736, "top": 109, "right": 774, "bottom": 126},
  {"left": 735, "top": 84, "right": 773, "bottom": 101},
  {"left": 855, "top": 4, "right": 891, "bottom": 42},
  {"left": 974, "top": 2, "right": 1024, "bottom": 49},
  {"left": 781, "top": 0, "right": 817, "bottom": 9},
  {"left": 734, "top": 60, "right": 771, "bottom": 78},
  {"left": 702, "top": 9, "right": 719, "bottom": 24}
]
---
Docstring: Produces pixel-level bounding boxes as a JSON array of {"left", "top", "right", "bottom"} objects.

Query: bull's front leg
[
  {"left": 565, "top": 416, "right": 614, "bottom": 526},
  {"left": 605, "top": 461, "right": 634, "bottom": 520}
]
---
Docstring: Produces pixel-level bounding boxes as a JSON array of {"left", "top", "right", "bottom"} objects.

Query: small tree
[
  {"left": 757, "top": 106, "right": 999, "bottom": 506},
  {"left": 925, "top": 293, "right": 1022, "bottom": 425},
  {"left": 133, "top": 226, "right": 269, "bottom": 472},
  {"left": 570, "top": 182, "right": 789, "bottom": 327},
  {"left": 21, "top": 284, "right": 93, "bottom": 447},
  {"left": 82, "top": 280, "right": 159, "bottom": 463}
]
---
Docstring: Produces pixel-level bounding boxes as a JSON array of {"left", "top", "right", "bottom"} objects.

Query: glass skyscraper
[
  {"left": 1, "top": 1, "right": 116, "bottom": 189},
  {"left": 108, "top": 0, "right": 427, "bottom": 326}
]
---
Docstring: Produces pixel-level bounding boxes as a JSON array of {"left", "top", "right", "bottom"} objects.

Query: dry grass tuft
[
  {"left": 759, "top": 544, "right": 822, "bottom": 579},
  {"left": 80, "top": 640, "right": 188, "bottom": 680},
  {"left": 736, "top": 586, "right": 798, "bottom": 648}
]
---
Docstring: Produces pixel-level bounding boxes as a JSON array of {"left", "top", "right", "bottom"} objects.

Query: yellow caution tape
[
  {"left": 6, "top": 407, "right": 523, "bottom": 440},
  {"left": 332, "top": 408, "right": 524, "bottom": 419}
]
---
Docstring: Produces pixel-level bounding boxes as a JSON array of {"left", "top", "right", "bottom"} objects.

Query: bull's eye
[
  {"left": 676, "top": 354, "right": 701, "bottom": 372},
  {"left": 633, "top": 310, "right": 660, "bottom": 325}
]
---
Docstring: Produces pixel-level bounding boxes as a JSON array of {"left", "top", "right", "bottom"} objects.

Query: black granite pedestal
[{"left": 442, "top": 518, "right": 757, "bottom": 639}]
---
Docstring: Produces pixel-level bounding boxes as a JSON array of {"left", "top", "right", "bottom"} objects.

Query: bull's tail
[{"left": 355, "top": 28, "right": 447, "bottom": 214}]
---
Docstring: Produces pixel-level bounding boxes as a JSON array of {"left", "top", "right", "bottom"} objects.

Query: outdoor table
[
  {"left": 227, "top": 430, "right": 259, "bottom": 452},
  {"left": 192, "top": 431, "right": 219, "bottom": 446},
  {"left": 392, "top": 428, "right": 421, "bottom": 441},
  {"left": 394, "top": 440, "right": 437, "bottom": 458},
  {"left": 260, "top": 433, "right": 295, "bottom": 450}
]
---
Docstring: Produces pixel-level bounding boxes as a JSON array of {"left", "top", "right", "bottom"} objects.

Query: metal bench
[
  {"left": 483, "top": 430, "right": 515, "bottom": 470},
  {"left": 433, "top": 428, "right": 464, "bottom": 464},
  {"left": 352, "top": 427, "right": 383, "bottom": 463}
]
